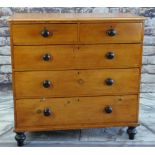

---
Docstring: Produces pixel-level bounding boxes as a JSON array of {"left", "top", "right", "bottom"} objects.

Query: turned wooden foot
[
  {"left": 15, "top": 132, "right": 26, "bottom": 146},
  {"left": 127, "top": 127, "right": 137, "bottom": 140}
]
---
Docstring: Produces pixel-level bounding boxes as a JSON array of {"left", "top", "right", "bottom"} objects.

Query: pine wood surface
[
  {"left": 13, "top": 44, "right": 141, "bottom": 70},
  {"left": 8, "top": 13, "right": 145, "bottom": 22},
  {"left": 12, "top": 24, "right": 78, "bottom": 45},
  {"left": 14, "top": 69, "right": 139, "bottom": 98},
  {"left": 15, "top": 95, "right": 138, "bottom": 131},
  {"left": 9, "top": 13, "right": 144, "bottom": 133},
  {"left": 80, "top": 23, "right": 143, "bottom": 43}
]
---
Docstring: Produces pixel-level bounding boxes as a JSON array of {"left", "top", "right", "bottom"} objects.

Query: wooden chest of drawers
[{"left": 9, "top": 13, "right": 144, "bottom": 146}]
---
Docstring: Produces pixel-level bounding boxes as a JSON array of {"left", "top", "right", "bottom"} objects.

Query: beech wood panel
[
  {"left": 16, "top": 95, "right": 138, "bottom": 128},
  {"left": 80, "top": 23, "right": 142, "bottom": 43},
  {"left": 14, "top": 69, "right": 139, "bottom": 98},
  {"left": 12, "top": 24, "right": 78, "bottom": 45},
  {"left": 13, "top": 44, "right": 141, "bottom": 70}
]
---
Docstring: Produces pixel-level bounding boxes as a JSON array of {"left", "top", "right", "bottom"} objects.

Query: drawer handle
[
  {"left": 42, "top": 53, "right": 51, "bottom": 61},
  {"left": 105, "top": 78, "right": 114, "bottom": 86},
  {"left": 41, "top": 28, "right": 51, "bottom": 38},
  {"left": 43, "top": 80, "right": 51, "bottom": 88},
  {"left": 106, "top": 29, "right": 117, "bottom": 37},
  {"left": 43, "top": 108, "right": 51, "bottom": 116},
  {"left": 105, "top": 106, "right": 113, "bottom": 114},
  {"left": 106, "top": 52, "right": 115, "bottom": 59}
]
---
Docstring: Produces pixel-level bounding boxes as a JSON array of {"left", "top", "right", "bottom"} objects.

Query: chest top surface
[{"left": 9, "top": 13, "right": 145, "bottom": 23}]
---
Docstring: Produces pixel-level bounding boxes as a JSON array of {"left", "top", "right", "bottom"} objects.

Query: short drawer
[
  {"left": 13, "top": 45, "right": 75, "bottom": 70},
  {"left": 13, "top": 44, "right": 141, "bottom": 70},
  {"left": 12, "top": 24, "right": 78, "bottom": 45},
  {"left": 14, "top": 69, "right": 139, "bottom": 98},
  {"left": 80, "top": 23, "right": 142, "bottom": 43},
  {"left": 16, "top": 95, "right": 138, "bottom": 128}
]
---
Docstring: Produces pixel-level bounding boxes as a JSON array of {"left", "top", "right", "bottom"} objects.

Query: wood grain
[
  {"left": 80, "top": 23, "right": 143, "bottom": 43},
  {"left": 14, "top": 69, "right": 140, "bottom": 98},
  {"left": 8, "top": 13, "right": 145, "bottom": 23},
  {"left": 15, "top": 95, "right": 138, "bottom": 129},
  {"left": 8, "top": 13, "right": 144, "bottom": 134},
  {"left": 12, "top": 24, "right": 78, "bottom": 45},
  {"left": 13, "top": 44, "right": 141, "bottom": 70}
]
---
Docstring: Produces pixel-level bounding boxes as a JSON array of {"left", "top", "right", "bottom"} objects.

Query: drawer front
[
  {"left": 12, "top": 24, "right": 77, "bottom": 45},
  {"left": 16, "top": 95, "right": 138, "bottom": 128},
  {"left": 13, "top": 44, "right": 141, "bottom": 70},
  {"left": 15, "top": 69, "right": 139, "bottom": 98},
  {"left": 80, "top": 23, "right": 142, "bottom": 43},
  {"left": 13, "top": 45, "right": 75, "bottom": 70}
]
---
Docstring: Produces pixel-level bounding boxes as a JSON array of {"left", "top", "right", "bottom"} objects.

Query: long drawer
[
  {"left": 16, "top": 95, "right": 138, "bottom": 128},
  {"left": 12, "top": 24, "right": 78, "bottom": 45},
  {"left": 80, "top": 23, "right": 142, "bottom": 43},
  {"left": 13, "top": 44, "right": 141, "bottom": 70},
  {"left": 14, "top": 69, "right": 139, "bottom": 98}
]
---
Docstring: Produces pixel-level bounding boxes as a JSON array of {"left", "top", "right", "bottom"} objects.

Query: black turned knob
[
  {"left": 105, "top": 78, "right": 114, "bottom": 86},
  {"left": 106, "top": 29, "right": 117, "bottom": 37},
  {"left": 105, "top": 106, "right": 112, "bottom": 113},
  {"left": 42, "top": 53, "right": 51, "bottom": 61},
  {"left": 43, "top": 80, "right": 51, "bottom": 88},
  {"left": 106, "top": 52, "right": 115, "bottom": 59},
  {"left": 43, "top": 108, "right": 51, "bottom": 116},
  {"left": 41, "top": 28, "right": 50, "bottom": 37}
]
